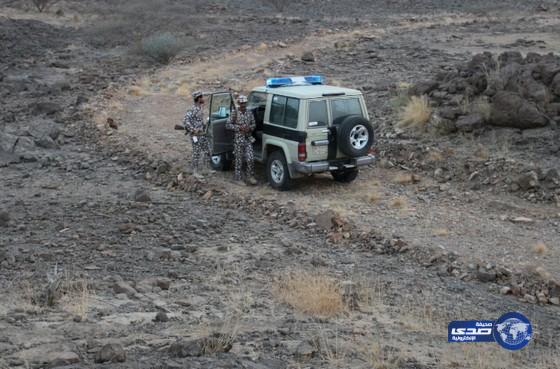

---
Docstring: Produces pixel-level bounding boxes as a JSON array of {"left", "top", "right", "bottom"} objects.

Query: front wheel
[
  {"left": 210, "top": 153, "right": 231, "bottom": 171},
  {"left": 331, "top": 169, "right": 359, "bottom": 183},
  {"left": 267, "top": 150, "right": 292, "bottom": 191}
]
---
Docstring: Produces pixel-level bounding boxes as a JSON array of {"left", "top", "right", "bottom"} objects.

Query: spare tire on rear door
[{"left": 336, "top": 115, "right": 374, "bottom": 157}]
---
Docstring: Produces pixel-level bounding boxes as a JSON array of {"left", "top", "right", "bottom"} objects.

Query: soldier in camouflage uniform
[
  {"left": 226, "top": 95, "right": 257, "bottom": 185},
  {"left": 182, "top": 91, "right": 210, "bottom": 178}
]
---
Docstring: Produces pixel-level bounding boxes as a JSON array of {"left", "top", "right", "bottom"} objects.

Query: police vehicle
[{"left": 207, "top": 75, "right": 375, "bottom": 190}]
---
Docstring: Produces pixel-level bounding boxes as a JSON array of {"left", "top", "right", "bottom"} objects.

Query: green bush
[{"left": 141, "top": 33, "right": 181, "bottom": 64}]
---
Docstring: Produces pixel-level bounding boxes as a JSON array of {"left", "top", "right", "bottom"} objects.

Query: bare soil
[{"left": 1, "top": 1, "right": 559, "bottom": 369}]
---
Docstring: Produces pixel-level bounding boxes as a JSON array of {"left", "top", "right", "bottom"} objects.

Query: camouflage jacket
[
  {"left": 182, "top": 104, "right": 206, "bottom": 135},
  {"left": 226, "top": 110, "right": 256, "bottom": 138}
]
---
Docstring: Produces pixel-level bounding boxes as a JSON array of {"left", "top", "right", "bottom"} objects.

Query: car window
[
  {"left": 270, "top": 95, "right": 300, "bottom": 129},
  {"left": 270, "top": 95, "right": 286, "bottom": 125},
  {"left": 284, "top": 98, "right": 299, "bottom": 128},
  {"left": 331, "top": 98, "right": 362, "bottom": 122},
  {"left": 210, "top": 93, "right": 232, "bottom": 122},
  {"left": 248, "top": 92, "right": 267, "bottom": 109},
  {"left": 308, "top": 100, "right": 328, "bottom": 127}
]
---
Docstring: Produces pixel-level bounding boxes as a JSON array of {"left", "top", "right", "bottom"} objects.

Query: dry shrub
[
  {"left": 398, "top": 95, "right": 432, "bottom": 130},
  {"left": 31, "top": 0, "right": 59, "bottom": 12},
  {"left": 141, "top": 33, "right": 182, "bottom": 64},
  {"left": 533, "top": 241, "right": 548, "bottom": 255},
  {"left": 443, "top": 345, "right": 517, "bottom": 369},
  {"left": 273, "top": 270, "right": 345, "bottom": 317},
  {"left": 60, "top": 279, "right": 91, "bottom": 320},
  {"left": 368, "top": 191, "right": 382, "bottom": 203},
  {"left": 390, "top": 196, "right": 408, "bottom": 209}
]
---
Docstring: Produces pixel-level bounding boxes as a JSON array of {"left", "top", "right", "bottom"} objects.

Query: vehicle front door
[{"left": 208, "top": 92, "right": 234, "bottom": 155}]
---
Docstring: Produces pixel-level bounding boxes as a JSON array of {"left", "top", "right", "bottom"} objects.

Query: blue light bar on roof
[{"left": 266, "top": 75, "right": 325, "bottom": 88}]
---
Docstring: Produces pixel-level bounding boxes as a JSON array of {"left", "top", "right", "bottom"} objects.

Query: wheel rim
[
  {"left": 270, "top": 159, "right": 284, "bottom": 183},
  {"left": 349, "top": 125, "right": 369, "bottom": 150},
  {"left": 211, "top": 155, "right": 222, "bottom": 165}
]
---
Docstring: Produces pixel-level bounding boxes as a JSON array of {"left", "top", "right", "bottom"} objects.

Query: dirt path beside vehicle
[{"left": 97, "top": 11, "right": 560, "bottom": 286}]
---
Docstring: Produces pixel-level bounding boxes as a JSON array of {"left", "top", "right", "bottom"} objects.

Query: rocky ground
[{"left": 1, "top": 1, "right": 560, "bottom": 368}]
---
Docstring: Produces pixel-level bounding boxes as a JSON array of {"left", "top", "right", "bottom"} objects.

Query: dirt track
[{"left": 1, "top": 1, "right": 560, "bottom": 368}]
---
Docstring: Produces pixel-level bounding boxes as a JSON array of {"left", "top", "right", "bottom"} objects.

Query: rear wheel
[
  {"left": 267, "top": 150, "right": 291, "bottom": 191},
  {"left": 210, "top": 153, "right": 231, "bottom": 171},
  {"left": 331, "top": 169, "right": 359, "bottom": 183},
  {"left": 337, "top": 115, "right": 374, "bottom": 157}
]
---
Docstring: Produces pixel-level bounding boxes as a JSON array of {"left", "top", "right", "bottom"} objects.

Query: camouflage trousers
[
  {"left": 191, "top": 135, "right": 210, "bottom": 172},
  {"left": 233, "top": 135, "right": 254, "bottom": 181}
]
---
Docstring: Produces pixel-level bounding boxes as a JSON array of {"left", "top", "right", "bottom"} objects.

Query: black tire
[
  {"left": 266, "top": 150, "right": 291, "bottom": 191},
  {"left": 331, "top": 169, "right": 359, "bottom": 183},
  {"left": 336, "top": 115, "right": 374, "bottom": 157},
  {"left": 209, "top": 153, "right": 231, "bottom": 171}
]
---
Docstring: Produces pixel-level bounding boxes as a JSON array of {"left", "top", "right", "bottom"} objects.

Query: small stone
[
  {"left": 515, "top": 171, "right": 539, "bottom": 191},
  {"left": 154, "top": 311, "right": 169, "bottom": 322},
  {"left": 294, "top": 341, "right": 316, "bottom": 358},
  {"left": 95, "top": 343, "right": 126, "bottom": 363},
  {"left": 169, "top": 339, "right": 203, "bottom": 358},
  {"left": 477, "top": 269, "right": 497, "bottom": 283},
  {"left": 537, "top": 292, "right": 548, "bottom": 304},
  {"left": 524, "top": 294, "right": 537, "bottom": 304},
  {"left": 510, "top": 216, "right": 534, "bottom": 224},
  {"left": 0, "top": 210, "right": 9, "bottom": 227},
  {"left": 134, "top": 189, "right": 151, "bottom": 203},
  {"left": 47, "top": 351, "right": 80, "bottom": 367},
  {"left": 550, "top": 297, "right": 560, "bottom": 305},
  {"left": 500, "top": 286, "right": 512, "bottom": 295},
  {"left": 113, "top": 281, "right": 137, "bottom": 297},
  {"left": 301, "top": 52, "right": 315, "bottom": 62},
  {"left": 156, "top": 278, "right": 171, "bottom": 290}
]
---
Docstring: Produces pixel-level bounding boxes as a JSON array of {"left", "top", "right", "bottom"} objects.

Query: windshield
[{"left": 331, "top": 98, "right": 363, "bottom": 122}]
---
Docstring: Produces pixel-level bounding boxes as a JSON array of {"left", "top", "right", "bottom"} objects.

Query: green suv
[{"left": 207, "top": 76, "right": 375, "bottom": 190}]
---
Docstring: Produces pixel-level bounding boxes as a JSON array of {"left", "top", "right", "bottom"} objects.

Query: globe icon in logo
[{"left": 493, "top": 312, "right": 532, "bottom": 350}]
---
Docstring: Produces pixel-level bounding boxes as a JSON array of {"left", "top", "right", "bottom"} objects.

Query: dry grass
[
  {"left": 474, "top": 143, "right": 490, "bottom": 160},
  {"left": 273, "top": 270, "right": 345, "bottom": 317},
  {"left": 425, "top": 150, "right": 443, "bottom": 162},
  {"left": 533, "top": 241, "right": 548, "bottom": 255},
  {"left": 313, "top": 325, "right": 348, "bottom": 367},
  {"left": 368, "top": 191, "right": 382, "bottom": 204},
  {"left": 60, "top": 278, "right": 91, "bottom": 320},
  {"left": 397, "top": 95, "right": 432, "bottom": 130},
  {"left": 473, "top": 97, "right": 492, "bottom": 122},
  {"left": 197, "top": 317, "right": 240, "bottom": 355},
  {"left": 364, "top": 339, "right": 405, "bottom": 369},
  {"left": 433, "top": 228, "right": 449, "bottom": 236},
  {"left": 390, "top": 196, "right": 408, "bottom": 209},
  {"left": 443, "top": 345, "right": 518, "bottom": 369}
]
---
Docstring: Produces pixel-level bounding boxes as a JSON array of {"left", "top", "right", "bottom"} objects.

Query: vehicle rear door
[
  {"left": 208, "top": 92, "right": 234, "bottom": 155},
  {"left": 305, "top": 99, "right": 330, "bottom": 162}
]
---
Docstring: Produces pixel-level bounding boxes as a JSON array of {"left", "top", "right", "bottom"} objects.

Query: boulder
[
  {"left": 498, "top": 51, "right": 523, "bottom": 66},
  {"left": 515, "top": 171, "right": 539, "bottom": 191},
  {"left": 467, "top": 52, "right": 496, "bottom": 72},
  {"left": 46, "top": 351, "right": 80, "bottom": 368},
  {"left": 26, "top": 119, "right": 62, "bottom": 140},
  {"left": 31, "top": 102, "right": 63, "bottom": 116},
  {"left": 532, "top": 63, "right": 560, "bottom": 86},
  {"left": 551, "top": 73, "right": 560, "bottom": 96},
  {"left": 490, "top": 91, "right": 548, "bottom": 129},
  {"left": 34, "top": 135, "right": 59, "bottom": 149},
  {"left": 409, "top": 80, "right": 439, "bottom": 96},
  {"left": 456, "top": 114, "right": 485, "bottom": 132},
  {"left": 169, "top": 339, "right": 203, "bottom": 357},
  {"left": 95, "top": 343, "right": 126, "bottom": 363}
]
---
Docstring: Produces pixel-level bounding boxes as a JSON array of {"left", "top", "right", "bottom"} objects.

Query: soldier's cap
[
  {"left": 237, "top": 95, "right": 248, "bottom": 103},
  {"left": 192, "top": 91, "right": 203, "bottom": 99}
]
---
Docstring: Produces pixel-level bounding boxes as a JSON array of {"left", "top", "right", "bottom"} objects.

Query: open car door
[{"left": 208, "top": 92, "right": 234, "bottom": 155}]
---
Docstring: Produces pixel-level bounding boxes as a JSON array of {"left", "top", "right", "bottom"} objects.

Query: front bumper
[{"left": 292, "top": 155, "right": 376, "bottom": 174}]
